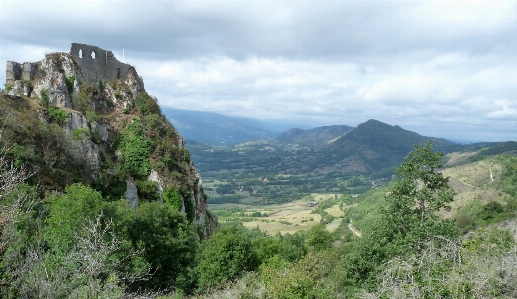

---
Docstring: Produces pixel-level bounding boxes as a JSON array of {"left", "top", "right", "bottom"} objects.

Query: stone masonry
[
  {"left": 6, "top": 43, "right": 131, "bottom": 86},
  {"left": 69, "top": 43, "right": 130, "bottom": 85},
  {"left": 6, "top": 62, "right": 38, "bottom": 85}
]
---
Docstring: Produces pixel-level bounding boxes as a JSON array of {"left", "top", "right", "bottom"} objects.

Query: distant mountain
[
  {"left": 162, "top": 108, "right": 279, "bottom": 145},
  {"left": 189, "top": 119, "right": 464, "bottom": 179},
  {"left": 319, "top": 119, "right": 462, "bottom": 175},
  {"left": 275, "top": 125, "right": 353, "bottom": 147}
]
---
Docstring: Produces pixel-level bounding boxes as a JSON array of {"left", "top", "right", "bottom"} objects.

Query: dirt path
[
  {"left": 490, "top": 169, "right": 494, "bottom": 182},
  {"left": 348, "top": 220, "right": 362, "bottom": 238}
]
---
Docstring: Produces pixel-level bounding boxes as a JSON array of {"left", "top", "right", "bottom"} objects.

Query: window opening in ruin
[
  {"left": 91, "top": 51, "right": 96, "bottom": 59},
  {"left": 79, "top": 49, "right": 83, "bottom": 58}
]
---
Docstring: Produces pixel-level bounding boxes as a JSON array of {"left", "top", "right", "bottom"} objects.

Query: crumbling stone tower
[{"left": 6, "top": 62, "right": 38, "bottom": 85}]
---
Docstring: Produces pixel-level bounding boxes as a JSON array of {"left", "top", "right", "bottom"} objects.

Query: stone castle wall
[
  {"left": 70, "top": 43, "right": 130, "bottom": 85},
  {"left": 6, "top": 62, "right": 38, "bottom": 85},
  {"left": 5, "top": 43, "right": 131, "bottom": 86}
]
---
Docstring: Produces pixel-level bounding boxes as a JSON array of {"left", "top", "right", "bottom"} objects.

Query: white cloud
[{"left": 1, "top": 0, "right": 517, "bottom": 141}]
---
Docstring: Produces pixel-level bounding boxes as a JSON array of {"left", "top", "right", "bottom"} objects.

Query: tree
[
  {"left": 0, "top": 144, "right": 34, "bottom": 252},
  {"left": 197, "top": 224, "right": 259, "bottom": 290},
  {"left": 7, "top": 214, "right": 148, "bottom": 299},
  {"left": 123, "top": 201, "right": 198, "bottom": 292},
  {"left": 346, "top": 140, "right": 458, "bottom": 287},
  {"left": 44, "top": 183, "right": 104, "bottom": 254},
  {"left": 379, "top": 140, "right": 457, "bottom": 253},
  {"left": 307, "top": 223, "right": 334, "bottom": 251}
]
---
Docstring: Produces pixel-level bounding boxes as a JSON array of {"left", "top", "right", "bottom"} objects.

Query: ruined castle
[{"left": 6, "top": 43, "right": 132, "bottom": 86}]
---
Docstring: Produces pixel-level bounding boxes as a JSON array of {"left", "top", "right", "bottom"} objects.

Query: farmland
[{"left": 209, "top": 193, "right": 348, "bottom": 235}]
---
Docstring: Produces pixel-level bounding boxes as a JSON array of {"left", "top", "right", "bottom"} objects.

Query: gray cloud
[{"left": 1, "top": 0, "right": 517, "bottom": 142}]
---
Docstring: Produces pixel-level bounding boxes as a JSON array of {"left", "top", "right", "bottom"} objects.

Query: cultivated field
[{"left": 209, "top": 193, "right": 345, "bottom": 235}]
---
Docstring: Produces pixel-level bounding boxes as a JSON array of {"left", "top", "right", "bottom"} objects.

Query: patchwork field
[{"left": 209, "top": 193, "right": 345, "bottom": 235}]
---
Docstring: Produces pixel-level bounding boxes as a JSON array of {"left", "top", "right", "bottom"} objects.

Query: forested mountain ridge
[{"left": 319, "top": 119, "right": 463, "bottom": 174}]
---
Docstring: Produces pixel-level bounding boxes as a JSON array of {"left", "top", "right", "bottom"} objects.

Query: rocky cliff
[{"left": 3, "top": 43, "right": 217, "bottom": 238}]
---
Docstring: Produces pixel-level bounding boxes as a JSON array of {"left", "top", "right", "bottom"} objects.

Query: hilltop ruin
[{"left": 6, "top": 43, "right": 140, "bottom": 87}]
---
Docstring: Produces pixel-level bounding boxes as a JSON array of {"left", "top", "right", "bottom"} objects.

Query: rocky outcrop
[
  {"left": 125, "top": 179, "right": 139, "bottom": 208},
  {"left": 4, "top": 43, "right": 217, "bottom": 238},
  {"left": 148, "top": 170, "right": 164, "bottom": 203}
]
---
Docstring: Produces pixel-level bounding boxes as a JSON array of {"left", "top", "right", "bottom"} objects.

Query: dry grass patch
[
  {"left": 324, "top": 204, "right": 344, "bottom": 217},
  {"left": 443, "top": 158, "right": 502, "bottom": 188}
]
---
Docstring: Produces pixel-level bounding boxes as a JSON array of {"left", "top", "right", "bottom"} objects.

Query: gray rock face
[
  {"left": 63, "top": 111, "right": 100, "bottom": 173},
  {"left": 31, "top": 55, "right": 75, "bottom": 108},
  {"left": 64, "top": 111, "right": 89, "bottom": 133},
  {"left": 92, "top": 122, "right": 109, "bottom": 142},
  {"left": 148, "top": 170, "right": 164, "bottom": 203},
  {"left": 8, "top": 80, "right": 32, "bottom": 97},
  {"left": 125, "top": 179, "right": 139, "bottom": 209}
]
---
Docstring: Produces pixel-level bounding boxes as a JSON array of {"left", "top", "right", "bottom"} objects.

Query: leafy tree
[
  {"left": 346, "top": 141, "right": 459, "bottom": 287},
  {"left": 44, "top": 183, "right": 104, "bottom": 254},
  {"left": 261, "top": 250, "right": 340, "bottom": 299},
  {"left": 279, "top": 231, "right": 308, "bottom": 263},
  {"left": 379, "top": 140, "right": 457, "bottom": 252},
  {"left": 307, "top": 223, "right": 334, "bottom": 251},
  {"left": 123, "top": 201, "right": 198, "bottom": 292},
  {"left": 197, "top": 224, "right": 259, "bottom": 290}
]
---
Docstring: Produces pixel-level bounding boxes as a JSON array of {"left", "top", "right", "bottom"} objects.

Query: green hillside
[{"left": 274, "top": 125, "right": 353, "bottom": 147}]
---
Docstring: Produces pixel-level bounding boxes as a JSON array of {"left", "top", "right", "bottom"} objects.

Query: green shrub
[
  {"left": 124, "top": 202, "right": 198, "bottom": 292},
  {"left": 135, "top": 92, "right": 161, "bottom": 116},
  {"left": 5, "top": 83, "right": 14, "bottom": 92},
  {"left": 7, "top": 143, "right": 36, "bottom": 167},
  {"left": 307, "top": 224, "right": 334, "bottom": 251},
  {"left": 162, "top": 186, "right": 183, "bottom": 211},
  {"left": 47, "top": 106, "right": 69, "bottom": 125},
  {"left": 85, "top": 110, "right": 98, "bottom": 122},
  {"left": 197, "top": 224, "right": 260, "bottom": 290},
  {"left": 73, "top": 83, "right": 96, "bottom": 113},
  {"left": 262, "top": 250, "right": 339, "bottom": 299},
  {"left": 65, "top": 75, "right": 75, "bottom": 95},
  {"left": 137, "top": 180, "right": 160, "bottom": 202},
  {"left": 181, "top": 186, "right": 196, "bottom": 223},
  {"left": 71, "top": 128, "right": 91, "bottom": 140},
  {"left": 40, "top": 89, "right": 50, "bottom": 107},
  {"left": 118, "top": 120, "right": 151, "bottom": 179}
]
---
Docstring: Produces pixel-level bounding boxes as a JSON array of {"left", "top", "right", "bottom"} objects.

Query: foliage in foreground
[{"left": 2, "top": 136, "right": 517, "bottom": 298}]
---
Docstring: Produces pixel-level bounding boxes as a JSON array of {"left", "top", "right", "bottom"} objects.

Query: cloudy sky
[{"left": 1, "top": 0, "right": 516, "bottom": 142}]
